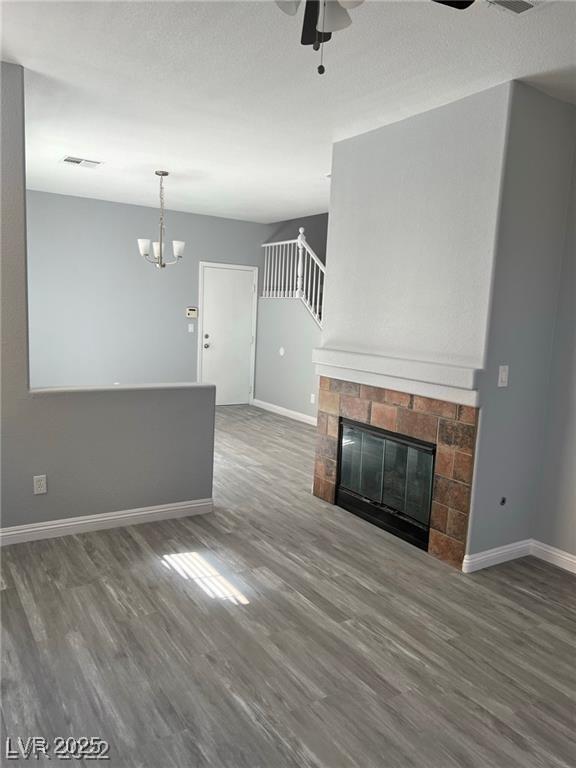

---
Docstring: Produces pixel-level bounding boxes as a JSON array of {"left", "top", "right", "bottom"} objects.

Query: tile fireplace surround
[{"left": 313, "top": 376, "right": 478, "bottom": 569}]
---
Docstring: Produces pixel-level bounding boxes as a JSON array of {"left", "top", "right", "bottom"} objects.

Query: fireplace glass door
[{"left": 338, "top": 420, "right": 435, "bottom": 548}]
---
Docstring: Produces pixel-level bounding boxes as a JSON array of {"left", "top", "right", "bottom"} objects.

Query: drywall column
[
  {"left": 321, "top": 84, "right": 511, "bottom": 369},
  {"left": 467, "top": 83, "right": 576, "bottom": 555},
  {"left": 1, "top": 62, "right": 216, "bottom": 530},
  {"left": 536, "top": 160, "right": 576, "bottom": 556}
]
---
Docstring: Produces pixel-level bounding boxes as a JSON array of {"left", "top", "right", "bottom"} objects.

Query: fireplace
[
  {"left": 313, "top": 377, "right": 479, "bottom": 568},
  {"left": 337, "top": 419, "right": 435, "bottom": 550}
]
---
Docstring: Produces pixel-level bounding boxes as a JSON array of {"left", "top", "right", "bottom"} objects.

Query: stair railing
[{"left": 262, "top": 227, "right": 325, "bottom": 327}]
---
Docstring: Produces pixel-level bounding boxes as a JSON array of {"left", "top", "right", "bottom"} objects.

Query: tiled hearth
[{"left": 313, "top": 376, "right": 478, "bottom": 569}]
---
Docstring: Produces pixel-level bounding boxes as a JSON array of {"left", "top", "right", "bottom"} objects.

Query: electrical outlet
[
  {"left": 33, "top": 474, "right": 47, "bottom": 495},
  {"left": 498, "top": 365, "right": 509, "bottom": 388},
  {"left": 310, "top": 393, "right": 316, "bottom": 405}
]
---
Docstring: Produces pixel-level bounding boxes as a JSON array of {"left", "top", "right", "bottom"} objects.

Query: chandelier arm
[{"left": 143, "top": 253, "right": 159, "bottom": 264}]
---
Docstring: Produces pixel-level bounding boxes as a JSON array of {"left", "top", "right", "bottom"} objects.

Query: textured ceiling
[{"left": 2, "top": 0, "right": 575, "bottom": 222}]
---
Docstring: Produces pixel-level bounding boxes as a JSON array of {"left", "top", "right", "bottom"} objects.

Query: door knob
[{"left": 204, "top": 343, "right": 210, "bottom": 349}]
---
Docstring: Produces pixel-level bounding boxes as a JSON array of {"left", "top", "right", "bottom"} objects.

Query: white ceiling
[{"left": 2, "top": 1, "right": 575, "bottom": 223}]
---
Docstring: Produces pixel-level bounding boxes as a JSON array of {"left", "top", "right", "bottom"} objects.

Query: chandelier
[{"left": 137, "top": 170, "right": 185, "bottom": 269}]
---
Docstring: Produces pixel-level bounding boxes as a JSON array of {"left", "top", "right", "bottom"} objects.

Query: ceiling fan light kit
[
  {"left": 319, "top": 1, "right": 352, "bottom": 33},
  {"left": 276, "top": 0, "right": 301, "bottom": 15}
]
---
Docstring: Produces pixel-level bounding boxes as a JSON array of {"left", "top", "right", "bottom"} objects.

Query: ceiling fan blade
[
  {"left": 338, "top": 0, "right": 365, "bottom": 9},
  {"left": 301, "top": 0, "right": 332, "bottom": 45},
  {"left": 318, "top": 1, "right": 352, "bottom": 32},
  {"left": 430, "top": 0, "right": 476, "bottom": 8},
  {"left": 275, "top": 0, "right": 302, "bottom": 16}
]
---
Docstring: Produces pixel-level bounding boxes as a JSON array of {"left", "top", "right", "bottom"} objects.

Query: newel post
[{"left": 296, "top": 227, "right": 305, "bottom": 298}]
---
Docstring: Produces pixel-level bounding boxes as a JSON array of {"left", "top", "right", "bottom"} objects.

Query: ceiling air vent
[
  {"left": 63, "top": 156, "right": 102, "bottom": 169},
  {"left": 487, "top": 0, "right": 537, "bottom": 13}
]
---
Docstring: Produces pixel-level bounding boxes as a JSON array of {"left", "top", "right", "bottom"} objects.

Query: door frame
[{"left": 197, "top": 261, "right": 259, "bottom": 402}]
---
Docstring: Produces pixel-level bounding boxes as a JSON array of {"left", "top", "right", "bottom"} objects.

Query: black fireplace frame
[{"left": 335, "top": 418, "right": 436, "bottom": 551}]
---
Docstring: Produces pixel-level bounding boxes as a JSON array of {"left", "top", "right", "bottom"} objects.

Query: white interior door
[{"left": 199, "top": 263, "right": 257, "bottom": 405}]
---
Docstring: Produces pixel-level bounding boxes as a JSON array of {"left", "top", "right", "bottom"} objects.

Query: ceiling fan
[
  {"left": 276, "top": 0, "right": 477, "bottom": 74},
  {"left": 276, "top": 0, "right": 366, "bottom": 74}
]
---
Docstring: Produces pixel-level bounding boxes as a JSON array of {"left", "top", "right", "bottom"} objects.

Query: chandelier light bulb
[{"left": 137, "top": 239, "right": 151, "bottom": 258}]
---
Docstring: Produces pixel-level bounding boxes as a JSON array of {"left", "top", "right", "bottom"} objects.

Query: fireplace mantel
[{"left": 312, "top": 348, "right": 480, "bottom": 406}]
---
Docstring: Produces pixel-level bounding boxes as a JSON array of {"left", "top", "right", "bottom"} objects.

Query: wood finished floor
[{"left": 2, "top": 405, "right": 576, "bottom": 767}]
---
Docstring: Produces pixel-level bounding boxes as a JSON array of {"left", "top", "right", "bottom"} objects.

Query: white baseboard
[
  {"left": 462, "top": 540, "right": 532, "bottom": 573},
  {"left": 463, "top": 538, "right": 576, "bottom": 575},
  {"left": 250, "top": 398, "right": 317, "bottom": 426},
  {"left": 0, "top": 498, "right": 213, "bottom": 547},
  {"left": 531, "top": 540, "right": 576, "bottom": 574}
]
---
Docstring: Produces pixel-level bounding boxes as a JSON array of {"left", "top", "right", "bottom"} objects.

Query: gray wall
[
  {"left": 1, "top": 62, "right": 216, "bottom": 529},
  {"left": 27, "top": 187, "right": 327, "bottom": 420},
  {"left": 536, "top": 160, "right": 576, "bottom": 556},
  {"left": 255, "top": 298, "right": 321, "bottom": 418},
  {"left": 267, "top": 213, "right": 329, "bottom": 262},
  {"left": 467, "top": 83, "right": 576, "bottom": 554},
  {"left": 321, "top": 85, "right": 511, "bottom": 370},
  {"left": 27, "top": 190, "right": 273, "bottom": 388},
  {"left": 255, "top": 212, "right": 327, "bottom": 417}
]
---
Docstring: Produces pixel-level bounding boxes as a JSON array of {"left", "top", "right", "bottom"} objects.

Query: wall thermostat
[{"left": 186, "top": 307, "right": 198, "bottom": 319}]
